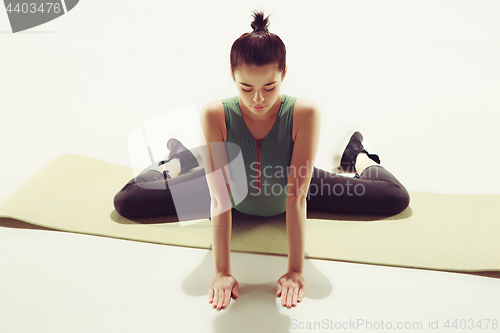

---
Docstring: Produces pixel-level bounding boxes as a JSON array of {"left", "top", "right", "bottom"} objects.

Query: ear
[{"left": 282, "top": 65, "right": 287, "bottom": 80}]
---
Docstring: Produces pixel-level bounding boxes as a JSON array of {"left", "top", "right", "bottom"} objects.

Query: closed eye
[{"left": 243, "top": 87, "right": 275, "bottom": 92}]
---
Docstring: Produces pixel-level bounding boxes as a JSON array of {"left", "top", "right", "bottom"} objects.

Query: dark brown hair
[{"left": 230, "top": 10, "right": 286, "bottom": 79}]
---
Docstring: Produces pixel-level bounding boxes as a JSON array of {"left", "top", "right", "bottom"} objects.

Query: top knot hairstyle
[{"left": 230, "top": 10, "right": 287, "bottom": 79}]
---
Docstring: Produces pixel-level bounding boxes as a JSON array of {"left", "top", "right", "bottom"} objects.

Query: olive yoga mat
[{"left": 0, "top": 154, "right": 498, "bottom": 272}]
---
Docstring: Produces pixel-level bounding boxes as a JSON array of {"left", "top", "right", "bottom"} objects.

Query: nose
[{"left": 253, "top": 90, "right": 264, "bottom": 104}]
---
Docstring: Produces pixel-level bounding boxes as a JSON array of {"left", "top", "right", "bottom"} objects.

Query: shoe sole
[{"left": 331, "top": 129, "right": 360, "bottom": 173}]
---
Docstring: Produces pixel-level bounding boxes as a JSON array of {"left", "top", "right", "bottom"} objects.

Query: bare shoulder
[
  {"left": 294, "top": 97, "right": 321, "bottom": 115},
  {"left": 201, "top": 100, "right": 225, "bottom": 117},
  {"left": 200, "top": 100, "right": 227, "bottom": 141},
  {"left": 292, "top": 98, "right": 321, "bottom": 140}
]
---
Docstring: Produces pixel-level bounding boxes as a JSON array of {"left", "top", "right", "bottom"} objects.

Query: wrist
[
  {"left": 215, "top": 269, "right": 232, "bottom": 276},
  {"left": 287, "top": 256, "right": 304, "bottom": 274}
]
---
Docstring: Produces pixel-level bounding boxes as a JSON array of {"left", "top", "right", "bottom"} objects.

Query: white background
[
  {"left": 1, "top": 1, "right": 499, "bottom": 332},
  {"left": 1, "top": 0, "right": 500, "bottom": 200}
]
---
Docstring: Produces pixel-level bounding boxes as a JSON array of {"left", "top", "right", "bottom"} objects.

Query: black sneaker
[
  {"left": 158, "top": 138, "right": 199, "bottom": 174},
  {"left": 332, "top": 131, "right": 380, "bottom": 172},
  {"left": 162, "top": 169, "right": 171, "bottom": 180}
]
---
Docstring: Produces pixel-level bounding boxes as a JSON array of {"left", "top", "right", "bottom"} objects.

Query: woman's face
[{"left": 231, "top": 63, "right": 286, "bottom": 118}]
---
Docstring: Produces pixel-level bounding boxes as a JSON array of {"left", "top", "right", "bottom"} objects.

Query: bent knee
[
  {"left": 114, "top": 192, "right": 137, "bottom": 219},
  {"left": 387, "top": 187, "right": 410, "bottom": 215}
]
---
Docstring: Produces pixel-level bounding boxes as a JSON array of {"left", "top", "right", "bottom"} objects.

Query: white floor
[
  {"left": 2, "top": 1, "right": 500, "bottom": 332},
  {"left": 1, "top": 226, "right": 499, "bottom": 333}
]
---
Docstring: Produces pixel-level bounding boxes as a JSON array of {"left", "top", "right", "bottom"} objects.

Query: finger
[
  {"left": 208, "top": 288, "right": 214, "bottom": 304},
  {"left": 286, "top": 286, "right": 294, "bottom": 308},
  {"left": 298, "top": 288, "right": 304, "bottom": 303},
  {"left": 281, "top": 287, "right": 289, "bottom": 307},
  {"left": 222, "top": 289, "right": 231, "bottom": 309},
  {"left": 216, "top": 289, "right": 225, "bottom": 311},
  {"left": 212, "top": 289, "right": 219, "bottom": 309},
  {"left": 291, "top": 287, "right": 299, "bottom": 307},
  {"left": 232, "top": 281, "right": 239, "bottom": 299},
  {"left": 276, "top": 281, "right": 282, "bottom": 297}
]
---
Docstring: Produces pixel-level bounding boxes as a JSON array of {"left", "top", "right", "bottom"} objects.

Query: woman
[{"left": 114, "top": 10, "right": 410, "bottom": 311}]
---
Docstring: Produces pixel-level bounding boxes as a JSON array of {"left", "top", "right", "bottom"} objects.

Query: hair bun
[
  {"left": 254, "top": 24, "right": 268, "bottom": 32},
  {"left": 250, "top": 10, "right": 270, "bottom": 33}
]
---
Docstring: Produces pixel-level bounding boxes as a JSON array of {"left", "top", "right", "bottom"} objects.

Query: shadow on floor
[{"left": 181, "top": 251, "right": 334, "bottom": 333}]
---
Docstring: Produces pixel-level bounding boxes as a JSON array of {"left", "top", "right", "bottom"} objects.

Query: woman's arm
[
  {"left": 285, "top": 196, "right": 307, "bottom": 273},
  {"left": 277, "top": 99, "right": 321, "bottom": 308},
  {"left": 199, "top": 101, "right": 238, "bottom": 310}
]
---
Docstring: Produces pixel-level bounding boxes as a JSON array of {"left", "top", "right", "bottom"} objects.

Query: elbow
[
  {"left": 286, "top": 182, "right": 309, "bottom": 204},
  {"left": 287, "top": 194, "right": 308, "bottom": 207},
  {"left": 210, "top": 194, "right": 233, "bottom": 217}
]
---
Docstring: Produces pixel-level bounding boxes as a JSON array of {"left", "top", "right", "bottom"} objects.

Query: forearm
[
  {"left": 211, "top": 201, "right": 232, "bottom": 275},
  {"left": 285, "top": 196, "right": 307, "bottom": 273}
]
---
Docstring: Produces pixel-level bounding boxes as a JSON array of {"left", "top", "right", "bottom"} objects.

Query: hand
[
  {"left": 209, "top": 272, "right": 239, "bottom": 311},
  {"left": 276, "top": 270, "right": 305, "bottom": 308}
]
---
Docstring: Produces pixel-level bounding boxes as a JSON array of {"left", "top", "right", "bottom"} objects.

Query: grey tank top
[{"left": 221, "top": 93, "right": 298, "bottom": 216}]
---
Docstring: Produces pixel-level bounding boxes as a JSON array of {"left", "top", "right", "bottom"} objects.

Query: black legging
[{"left": 114, "top": 164, "right": 410, "bottom": 220}]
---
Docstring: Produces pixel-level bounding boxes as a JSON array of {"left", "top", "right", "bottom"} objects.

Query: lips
[{"left": 253, "top": 105, "right": 266, "bottom": 109}]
